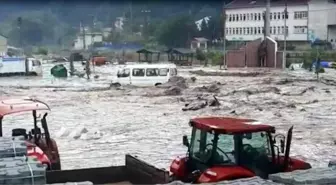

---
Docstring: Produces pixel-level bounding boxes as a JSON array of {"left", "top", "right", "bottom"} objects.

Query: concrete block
[
  {"left": 0, "top": 156, "right": 46, "bottom": 185},
  {"left": 269, "top": 168, "right": 336, "bottom": 185},
  {"left": 0, "top": 137, "right": 27, "bottom": 158}
]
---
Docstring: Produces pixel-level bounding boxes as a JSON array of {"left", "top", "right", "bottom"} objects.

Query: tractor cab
[
  {"left": 170, "top": 117, "right": 311, "bottom": 183},
  {"left": 0, "top": 97, "right": 61, "bottom": 170}
]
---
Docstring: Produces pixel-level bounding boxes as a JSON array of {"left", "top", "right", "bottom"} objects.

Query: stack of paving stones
[
  {"left": 0, "top": 156, "right": 46, "bottom": 185},
  {"left": 47, "top": 181, "right": 94, "bottom": 185},
  {"left": 269, "top": 168, "right": 336, "bottom": 185},
  {"left": 214, "top": 177, "right": 284, "bottom": 185},
  {"left": 0, "top": 136, "right": 27, "bottom": 158},
  {"left": 161, "top": 177, "right": 284, "bottom": 185}
]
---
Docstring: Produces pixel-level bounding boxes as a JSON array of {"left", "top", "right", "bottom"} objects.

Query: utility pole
[
  {"left": 141, "top": 8, "right": 151, "bottom": 40},
  {"left": 130, "top": 1, "right": 133, "bottom": 34},
  {"left": 283, "top": 0, "right": 288, "bottom": 69},
  {"left": 223, "top": 1, "right": 227, "bottom": 70},
  {"left": 81, "top": 22, "right": 86, "bottom": 50},
  {"left": 17, "top": 17, "right": 22, "bottom": 47},
  {"left": 265, "top": 0, "right": 271, "bottom": 37}
]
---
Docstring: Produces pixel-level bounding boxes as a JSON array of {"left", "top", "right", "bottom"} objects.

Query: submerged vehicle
[
  {"left": 113, "top": 63, "right": 178, "bottom": 87},
  {"left": 170, "top": 117, "right": 312, "bottom": 183},
  {"left": 0, "top": 97, "right": 61, "bottom": 170},
  {"left": 0, "top": 57, "right": 42, "bottom": 76}
]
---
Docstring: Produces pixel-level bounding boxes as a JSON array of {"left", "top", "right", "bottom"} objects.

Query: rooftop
[
  {"left": 190, "top": 117, "right": 275, "bottom": 134},
  {"left": 225, "top": 0, "right": 309, "bottom": 9},
  {"left": 0, "top": 97, "right": 50, "bottom": 117}
]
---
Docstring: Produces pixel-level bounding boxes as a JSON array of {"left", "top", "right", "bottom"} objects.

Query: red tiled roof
[{"left": 225, "top": 0, "right": 309, "bottom": 9}]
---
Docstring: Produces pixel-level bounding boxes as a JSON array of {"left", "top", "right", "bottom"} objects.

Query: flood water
[{"left": 0, "top": 62, "right": 335, "bottom": 170}]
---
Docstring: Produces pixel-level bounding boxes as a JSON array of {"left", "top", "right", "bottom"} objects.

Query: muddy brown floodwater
[{"left": 0, "top": 63, "right": 335, "bottom": 170}]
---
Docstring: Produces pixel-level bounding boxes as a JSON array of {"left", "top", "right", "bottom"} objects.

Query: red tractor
[
  {"left": 170, "top": 117, "right": 311, "bottom": 183},
  {"left": 0, "top": 97, "right": 61, "bottom": 170}
]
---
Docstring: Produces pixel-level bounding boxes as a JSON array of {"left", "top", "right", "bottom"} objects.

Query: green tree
[{"left": 155, "top": 15, "right": 198, "bottom": 47}]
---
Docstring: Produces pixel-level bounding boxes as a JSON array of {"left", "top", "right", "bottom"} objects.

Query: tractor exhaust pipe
[
  {"left": 41, "top": 113, "right": 51, "bottom": 147},
  {"left": 283, "top": 126, "right": 293, "bottom": 170}
]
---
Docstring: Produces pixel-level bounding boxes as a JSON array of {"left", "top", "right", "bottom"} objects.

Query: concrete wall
[
  {"left": 226, "top": 38, "right": 284, "bottom": 68},
  {"left": 0, "top": 35, "right": 7, "bottom": 56},
  {"left": 246, "top": 38, "right": 262, "bottom": 67},
  {"left": 266, "top": 37, "right": 278, "bottom": 68},
  {"left": 227, "top": 50, "right": 245, "bottom": 67},
  {"left": 276, "top": 51, "right": 284, "bottom": 68}
]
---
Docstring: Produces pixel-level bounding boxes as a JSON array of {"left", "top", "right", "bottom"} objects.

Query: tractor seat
[
  {"left": 12, "top": 128, "right": 27, "bottom": 138},
  {"left": 31, "top": 128, "right": 42, "bottom": 135}
]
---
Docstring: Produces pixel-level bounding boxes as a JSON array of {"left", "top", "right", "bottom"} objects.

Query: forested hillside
[{"left": 0, "top": 1, "right": 231, "bottom": 48}]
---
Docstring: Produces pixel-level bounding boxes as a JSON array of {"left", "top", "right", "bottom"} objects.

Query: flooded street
[{"left": 0, "top": 62, "right": 335, "bottom": 170}]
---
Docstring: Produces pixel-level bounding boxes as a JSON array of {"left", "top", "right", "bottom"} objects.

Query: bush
[
  {"left": 196, "top": 49, "right": 206, "bottom": 60},
  {"left": 207, "top": 51, "right": 223, "bottom": 66},
  {"left": 36, "top": 47, "right": 48, "bottom": 55}
]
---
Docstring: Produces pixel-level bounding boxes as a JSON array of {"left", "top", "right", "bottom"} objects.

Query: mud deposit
[{"left": 0, "top": 63, "right": 335, "bottom": 170}]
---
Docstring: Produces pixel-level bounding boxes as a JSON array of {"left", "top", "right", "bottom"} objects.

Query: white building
[
  {"left": 190, "top": 37, "right": 209, "bottom": 52},
  {"left": 0, "top": 34, "right": 7, "bottom": 56},
  {"left": 308, "top": 0, "right": 336, "bottom": 45},
  {"left": 73, "top": 32, "right": 103, "bottom": 50},
  {"left": 225, "top": 0, "right": 309, "bottom": 42}
]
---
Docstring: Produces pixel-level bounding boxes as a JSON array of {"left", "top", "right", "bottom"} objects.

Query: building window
[
  {"left": 270, "top": 13, "right": 273, "bottom": 20},
  {"left": 247, "top": 27, "right": 250, "bottom": 34},
  {"left": 281, "top": 26, "right": 284, "bottom": 34},
  {"left": 247, "top": 14, "right": 249, "bottom": 20},
  {"left": 277, "top": 12, "right": 281, "bottom": 19},
  {"left": 243, "top": 14, "right": 246, "bottom": 21},
  {"left": 228, "top": 28, "right": 232, "bottom": 35},
  {"left": 273, "top": 13, "right": 276, "bottom": 20},
  {"left": 243, "top": 27, "right": 246, "bottom": 34},
  {"left": 270, "top": 27, "right": 273, "bottom": 34},
  {"left": 239, "top": 14, "right": 242, "bottom": 21},
  {"left": 281, "top": 12, "right": 285, "bottom": 19},
  {"left": 250, "top": 13, "right": 254, "bottom": 20},
  {"left": 285, "top": 26, "right": 289, "bottom": 35},
  {"left": 258, "top": 13, "right": 261, "bottom": 20},
  {"left": 294, "top": 26, "right": 308, "bottom": 34},
  {"left": 294, "top": 11, "right": 308, "bottom": 19},
  {"left": 258, "top": 27, "right": 261, "bottom": 34},
  {"left": 225, "top": 28, "right": 228, "bottom": 34},
  {"left": 229, "top": 15, "right": 232, "bottom": 21},
  {"left": 239, "top": 27, "right": 242, "bottom": 34},
  {"left": 277, "top": 26, "right": 281, "bottom": 35}
]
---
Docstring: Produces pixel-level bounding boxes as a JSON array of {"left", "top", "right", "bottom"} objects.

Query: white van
[
  {"left": 0, "top": 57, "right": 42, "bottom": 77},
  {"left": 113, "top": 63, "right": 178, "bottom": 86}
]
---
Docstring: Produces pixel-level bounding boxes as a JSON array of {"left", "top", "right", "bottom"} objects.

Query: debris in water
[
  {"left": 193, "top": 83, "right": 220, "bottom": 93},
  {"left": 160, "top": 76, "right": 188, "bottom": 89},
  {"left": 164, "top": 86, "right": 182, "bottom": 96}
]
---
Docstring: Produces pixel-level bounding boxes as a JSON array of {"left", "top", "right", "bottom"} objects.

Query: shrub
[{"left": 36, "top": 47, "right": 48, "bottom": 55}]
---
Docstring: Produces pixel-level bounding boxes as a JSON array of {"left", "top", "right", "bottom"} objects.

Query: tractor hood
[{"left": 197, "top": 166, "right": 255, "bottom": 183}]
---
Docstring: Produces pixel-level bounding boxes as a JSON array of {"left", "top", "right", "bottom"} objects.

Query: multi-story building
[
  {"left": 225, "top": 0, "right": 336, "bottom": 46},
  {"left": 308, "top": 0, "right": 336, "bottom": 46},
  {"left": 225, "top": 0, "right": 309, "bottom": 42}
]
